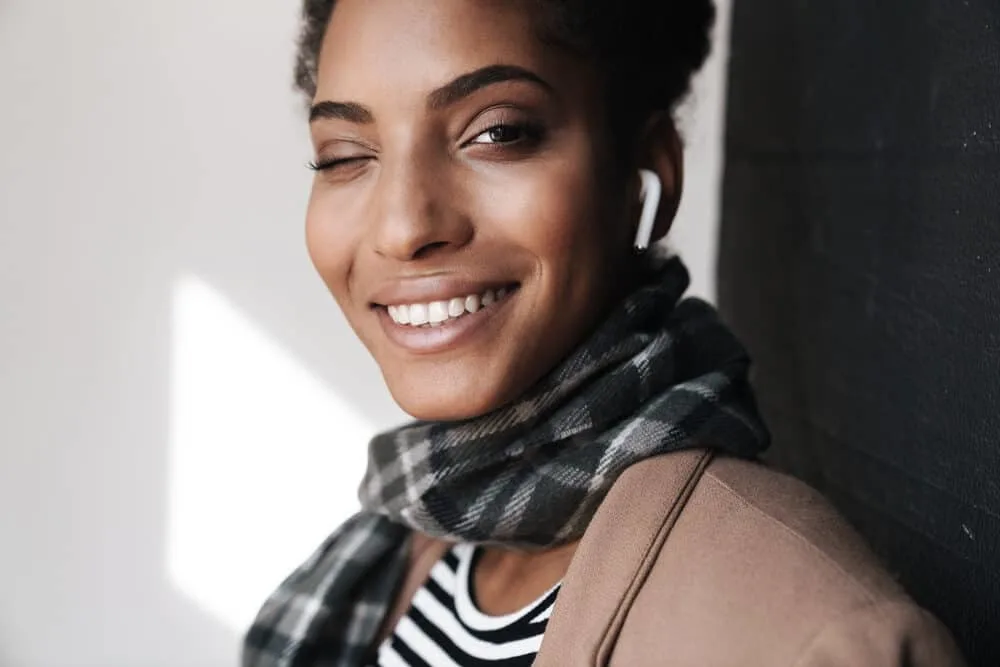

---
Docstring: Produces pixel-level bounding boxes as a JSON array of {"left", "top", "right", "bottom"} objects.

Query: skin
[{"left": 306, "top": 0, "right": 683, "bottom": 616}]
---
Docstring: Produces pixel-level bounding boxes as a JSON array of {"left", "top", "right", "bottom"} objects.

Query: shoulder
[
  {"left": 694, "top": 454, "right": 903, "bottom": 600},
  {"left": 568, "top": 451, "right": 966, "bottom": 666},
  {"left": 596, "top": 450, "right": 899, "bottom": 601}
]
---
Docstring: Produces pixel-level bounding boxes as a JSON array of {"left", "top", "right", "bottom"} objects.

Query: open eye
[
  {"left": 473, "top": 123, "right": 524, "bottom": 144},
  {"left": 468, "top": 122, "right": 544, "bottom": 147}
]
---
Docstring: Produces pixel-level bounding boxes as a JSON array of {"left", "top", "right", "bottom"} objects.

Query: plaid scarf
[{"left": 243, "top": 255, "right": 769, "bottom": 667}]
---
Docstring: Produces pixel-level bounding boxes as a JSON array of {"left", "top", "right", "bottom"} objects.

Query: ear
[{"left": 635, "top": 114, "right": 684, "bottom": 244}]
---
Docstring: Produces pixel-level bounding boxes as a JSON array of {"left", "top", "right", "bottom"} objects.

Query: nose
[{"left": 369, "top": 155, "right": 473, "bottom": 262}]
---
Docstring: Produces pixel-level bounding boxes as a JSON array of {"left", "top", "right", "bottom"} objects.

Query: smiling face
[{"left": 306, "top": 0, "right": 656, "bottom": 421}]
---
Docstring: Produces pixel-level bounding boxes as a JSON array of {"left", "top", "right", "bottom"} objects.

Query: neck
[{"left": 472, "top": 540, "right": 580, "bottom": 616}]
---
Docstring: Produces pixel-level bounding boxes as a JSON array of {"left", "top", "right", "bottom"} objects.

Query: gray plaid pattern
[{"left": 243, "top": 255, "right": 769, "bottom": 667}]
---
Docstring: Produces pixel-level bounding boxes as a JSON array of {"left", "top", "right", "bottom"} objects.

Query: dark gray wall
[{"left": 718, "top": 3, "right": 1000, "bottom": 665}]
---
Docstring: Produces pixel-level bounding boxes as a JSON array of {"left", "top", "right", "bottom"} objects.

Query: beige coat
[{"left": 385, "top": 449, "right": 966, "bottom": 666}]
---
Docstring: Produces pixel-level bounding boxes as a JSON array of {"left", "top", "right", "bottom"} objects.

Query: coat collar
[{"left": 535, "top": 449, "right": 714, "bottom": 665}]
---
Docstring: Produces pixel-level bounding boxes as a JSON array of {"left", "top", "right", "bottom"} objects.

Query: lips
[{"left": 370, "top": 279, "right": 520, "bottom": 355}]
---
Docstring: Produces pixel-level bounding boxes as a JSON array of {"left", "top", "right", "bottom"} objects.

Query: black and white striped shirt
[{"left": 372, "top": 543, "right": 559, "bottom": 666}]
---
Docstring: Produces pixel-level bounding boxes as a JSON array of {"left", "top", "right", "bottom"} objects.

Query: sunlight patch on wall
[{"left": 168, "top": 274, "right": 376, "bottom": 633}]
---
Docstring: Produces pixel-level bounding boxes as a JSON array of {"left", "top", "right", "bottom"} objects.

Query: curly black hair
[{"left": 294, "top": 0, "right": 715, "bottom": 146}]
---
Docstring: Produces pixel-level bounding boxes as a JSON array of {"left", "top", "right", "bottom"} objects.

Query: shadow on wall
[{"left": 719, "top": 1, "right": 1000, "bottom": 665}]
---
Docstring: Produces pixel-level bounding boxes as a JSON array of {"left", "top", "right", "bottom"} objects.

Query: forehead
[{"left": 314, "top": 0, "right": 586, "bottom": 103}]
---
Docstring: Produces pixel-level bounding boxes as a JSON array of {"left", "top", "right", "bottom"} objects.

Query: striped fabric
[{"left": 372, "top": 544, "right": 558, "bottom": 666}]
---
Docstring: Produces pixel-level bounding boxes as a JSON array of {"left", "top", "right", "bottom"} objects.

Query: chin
[
  {"left": 384, "top": 370, "right": 517, "bottom": 423},
  {"left": 391, "top": 388, "right": 504, "bottom": 423}
]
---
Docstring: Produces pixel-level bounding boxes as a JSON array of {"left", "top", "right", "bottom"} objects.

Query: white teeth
[
  {"left": 428, "top": 301, "right": 448, "bottom": 324},
  {"left": 409, "top": 303, "right": 429, "bottom": 326},
  {"left": 386, "top": 286, "right": 512, "bottom": 327}
]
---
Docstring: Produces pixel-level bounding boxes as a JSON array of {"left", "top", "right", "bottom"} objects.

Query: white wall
[
  {"left": 675, "top": 0, "right": 733, "bottom": 302},
  {"left": 0, "top": 2, "right": 731, "bottom": 665}
]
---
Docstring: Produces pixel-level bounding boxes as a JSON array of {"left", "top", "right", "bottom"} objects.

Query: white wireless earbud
[{"left": 634, "top": 168, "right": 662, "bottom": 252}]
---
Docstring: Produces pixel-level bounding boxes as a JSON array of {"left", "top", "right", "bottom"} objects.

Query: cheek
[
  {"left": 304, "top": 188, "right": 356, "bottom": 305},
  {"left": 476, "top": 155, "right": 610, "bottom": 273}
]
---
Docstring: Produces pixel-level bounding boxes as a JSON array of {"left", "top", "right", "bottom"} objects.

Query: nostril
[{"left": 411, "top": 241, "right": 450, "bottom": 261}]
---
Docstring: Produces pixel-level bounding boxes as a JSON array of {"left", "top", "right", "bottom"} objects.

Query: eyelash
[
  {"left": 307, "top": 156, "right": 364, "bottom": 172},
  {"left": 307, "top": 121, "right": 546, "bottom": 172}
]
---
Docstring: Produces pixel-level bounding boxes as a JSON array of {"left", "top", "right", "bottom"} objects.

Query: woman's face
[{"left": 306, "top": 0, "right": 639, "bottom": 420}]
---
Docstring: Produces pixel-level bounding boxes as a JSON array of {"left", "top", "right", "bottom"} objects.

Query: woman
[{"left": 244, "top": 0, "right": 966, "bottom": 665}]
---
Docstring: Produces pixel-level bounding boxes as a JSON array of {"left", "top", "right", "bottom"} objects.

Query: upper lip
[{"left": 368, "top": 275, "right": 518, "bottom": 307}]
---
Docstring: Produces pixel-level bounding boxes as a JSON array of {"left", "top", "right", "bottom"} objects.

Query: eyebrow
[
  {"left": 309, "top": 64, "right": 554, "bottom": 124},
  {"left": 309, "top": 100, "right": 373, "bottom": 124}
]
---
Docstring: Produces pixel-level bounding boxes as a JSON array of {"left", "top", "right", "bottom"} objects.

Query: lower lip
[{"left": 376, "top": 288, "right": 518, "bottom": 355}]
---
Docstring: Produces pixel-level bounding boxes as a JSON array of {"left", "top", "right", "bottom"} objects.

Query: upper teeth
[{"left": 387, "top": 288, "right": 507, "bottom": 327}]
